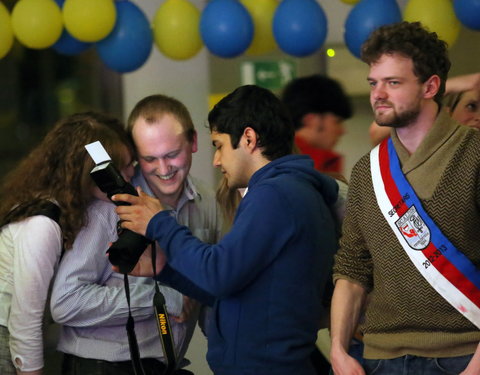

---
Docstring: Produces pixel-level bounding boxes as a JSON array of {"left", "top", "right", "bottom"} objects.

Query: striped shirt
[{"left": 50, "top": 172, "right": 222, "bottom": 364}]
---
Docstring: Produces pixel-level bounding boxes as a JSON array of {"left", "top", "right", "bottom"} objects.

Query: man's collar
[
  {"left": 132, "top": 167, "right": 200, "bottom": 210},
  {"left": 391, "top": 108, "right": 459, "bottom": 173},
  {"left": 173, "top": 175, "right": 200, "bottom": 212},
  {"left": 184, "top": 175, "right": 199, "bottom": 200}
]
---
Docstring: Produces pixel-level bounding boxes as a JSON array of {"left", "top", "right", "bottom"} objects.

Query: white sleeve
[
  {"left": 50, "top": 202, "right": 182, "bottom": 328},
  {"left": 9, "top": 216, "right": 62, "bottom": 372}
]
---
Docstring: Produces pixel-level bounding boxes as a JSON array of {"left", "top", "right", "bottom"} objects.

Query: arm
[
  {"left": 9, "top": 216, "right": 62, "bottom": 373},
  {"left": 329, "top": 156, "right": 374, "bottom": 375},
  {"left": 50, "top": 201, "right": 183, "bottom": 327},
  {"left": 157, "top": 263, "right": 215, "bottom": 306},
  {"left": 330, "top": 279, "right": 368, "bottom": 375},
  {"left": 460, "top": 343, "right": 480, "bottom": 375},
  {"left": 151, "top": 186, "right": 298, "bottom": 297},
  {"left": 116, "top": 186, "right": 298, "bottom": 297},
  {"left": 445, "top": 73, "right": 480, "bottom": 95}
]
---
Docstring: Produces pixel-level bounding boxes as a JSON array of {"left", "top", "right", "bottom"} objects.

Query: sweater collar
[{"left": 391, "top": 107, "right": 460, "bottom": 173}]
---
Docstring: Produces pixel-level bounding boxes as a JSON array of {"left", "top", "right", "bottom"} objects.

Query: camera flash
[{"left": 85, "top": 141, "right": 111, "bottom": 165}]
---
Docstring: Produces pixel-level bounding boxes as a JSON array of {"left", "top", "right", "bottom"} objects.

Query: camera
[{"left": 86, "top": 142, "right": 152, "bottom": 274}]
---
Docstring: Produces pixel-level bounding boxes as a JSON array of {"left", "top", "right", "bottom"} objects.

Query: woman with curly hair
[{"left": 0, "top": 111, "right": 134, "bottom": 375}]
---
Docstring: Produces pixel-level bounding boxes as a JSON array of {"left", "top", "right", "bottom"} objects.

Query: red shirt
[{"left": 295, "top": 136, "right": 343, "bottom": 173}]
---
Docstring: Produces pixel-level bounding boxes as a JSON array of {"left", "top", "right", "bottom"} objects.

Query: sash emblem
[{"left": 395, "top": 205, "right": 430, "bottom": 250}]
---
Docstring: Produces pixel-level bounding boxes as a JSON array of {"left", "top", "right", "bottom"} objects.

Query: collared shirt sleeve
[
  {"left": 50, "top": 201, "right": 182, "bottom": 328},
  {"left": 9, "top": 216, "right": 62, "bottom": 372}
]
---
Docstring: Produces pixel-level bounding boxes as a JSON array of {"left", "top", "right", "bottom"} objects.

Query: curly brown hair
[
  {"left": 361, "top": 21, "right": 451, "bottom": 104},
  {"left": 0, "top": 112, "right": 134, "bottom": 248}
]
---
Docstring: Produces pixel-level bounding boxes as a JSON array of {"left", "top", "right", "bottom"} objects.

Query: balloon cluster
[
  {"left": 1, "top": 0, "right": 480, "bottom": 72},
  {"left": 343, "top": 0, "right": 480, "bottom": 59},
  {"left": 0, "top": 0, "right": 331, "bottom": 72}
]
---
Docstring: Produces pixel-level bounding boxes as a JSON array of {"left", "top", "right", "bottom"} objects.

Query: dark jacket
[{"left": 150, "top": 154, "right": 338, "bottom": 374}]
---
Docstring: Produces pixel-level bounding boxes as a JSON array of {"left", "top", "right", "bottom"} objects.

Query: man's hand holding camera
[
  {"left": 113, "top": 187, "right": 163, "bottom": 236},
  {"left": 110, "top": 188, "right": 167, "bottom": 277}
]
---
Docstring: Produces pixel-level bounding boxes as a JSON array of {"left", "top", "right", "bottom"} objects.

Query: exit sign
[{"left": 240, "top": 60, "right": 296, "bottom": 91}]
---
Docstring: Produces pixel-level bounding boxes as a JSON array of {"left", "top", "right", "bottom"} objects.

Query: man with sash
[{"left": 330, "top": 21, "right": 480, "bottom": 375}]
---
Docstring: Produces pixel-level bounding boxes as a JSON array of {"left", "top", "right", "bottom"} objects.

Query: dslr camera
[{"left": 86, "top": 142, "right": 152, "bottom": 274}]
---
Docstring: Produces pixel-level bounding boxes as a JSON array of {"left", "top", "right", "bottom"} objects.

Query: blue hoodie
[{"left": 149, "top": 154, "right": 338, "bottom": 375}]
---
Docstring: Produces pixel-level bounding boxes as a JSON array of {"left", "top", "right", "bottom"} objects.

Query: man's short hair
[
  {"left": 281, "top": 75, "right": 353, "bottom": 130},
  {"left": 127, "top": 94, "right": 196, "bottom": 143},
  {"left": 361, "top": 21, "right": 451, "bottom": 104},
  {"left": 208, "top": 85, "right": 294, "bottom": 161}
]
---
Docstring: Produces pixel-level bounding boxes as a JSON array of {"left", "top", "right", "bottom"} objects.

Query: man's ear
[
  {"left": 302, "top": 113, "right": 316, "bottom": 127},
  {"left": 191, "top": 130, "right": 198, "bottom": 153},
  {"left": 303, "top": 113, "right": 324, "bottom": 132},
  {"left": 243, "top": 127, "right": 258, "bottom": 151},
  {"left": 423, "top": 75, "right": 441, "bottom": 99}
]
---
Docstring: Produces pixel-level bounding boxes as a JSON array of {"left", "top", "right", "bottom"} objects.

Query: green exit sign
[{"left": 240, "top": 60, "right": 296, "bottom": 91}]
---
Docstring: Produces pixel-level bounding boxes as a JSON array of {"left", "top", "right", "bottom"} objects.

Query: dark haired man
[
  {"left": 330, "top": 21, "right": 480, "bottom": 375},
  {"left": 114, "top": 85, "right": 339, "bottom": 375},
  {"left": 281, "top": 75, "right": 352, "bottom": 174}
]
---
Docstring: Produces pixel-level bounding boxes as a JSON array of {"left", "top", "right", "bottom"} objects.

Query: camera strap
[
  {"left": 124, "top": 274, "right": 146, "bottom": 375},
  {"left": 152, "top": 244, "right": 177, "bottom": 375},
  {"left": 123, "top": 243, "right": 177, "bottom": 375}
]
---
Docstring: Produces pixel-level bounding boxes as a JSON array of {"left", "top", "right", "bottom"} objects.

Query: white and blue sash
[{"left": 371, "top": 138, "right": 480, "bottom": 328}]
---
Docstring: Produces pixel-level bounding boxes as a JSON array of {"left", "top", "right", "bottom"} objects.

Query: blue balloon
[
  {"left": 273, "top": 0, "right": 327, "bottom": 57},
  {"left": 96, "top": 0, "right": 153, "bottom": 73},
  {"left": 344, "top": 0, "right": 402, "bottom": 59},
  {"left": 53, "top": 31, "right": 91, "bottom": 55},
  {"left": 200, "top": 0, "right": 253, "bottom": 58},
  {"left": 52, "top": 0, "right": 91, "bottom": 55},
  {"left": 454, "top": 0, "right": 480, "bottom": 30}
]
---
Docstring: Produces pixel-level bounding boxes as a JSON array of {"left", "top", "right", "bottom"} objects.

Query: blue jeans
[{"left": 363, "top": 354, "right": 473, "bottom": 375}]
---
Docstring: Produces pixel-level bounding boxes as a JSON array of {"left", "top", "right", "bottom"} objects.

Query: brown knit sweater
[{"left": 333, "top": 109, "right": 480, "bottom": 359}]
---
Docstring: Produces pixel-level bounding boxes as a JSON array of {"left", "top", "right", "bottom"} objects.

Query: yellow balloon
[
  {"left": 339, "top": 0, "right": 360, "bottom": 4},
  {"left": 404, "top": 0, "right": 461, "bottom": 48},
  {"left": 241, "top": 0, "right": 278, "bottom": 56},
  {"left": 0, "top": 2, "right": 14, "bottom": 58},
  {"left": 63, "top": 0, "right": 116, "bottom": 42},
  {"left": 11, "top": 0, "right": 62, "bottom": 49},
  {"left": 153, "top": 0, "right": 202, "bottom": 60}
]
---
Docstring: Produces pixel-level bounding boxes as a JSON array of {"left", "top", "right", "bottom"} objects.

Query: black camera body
[{"left": 90, "top": 162, "right": 152, "bottom": 274}]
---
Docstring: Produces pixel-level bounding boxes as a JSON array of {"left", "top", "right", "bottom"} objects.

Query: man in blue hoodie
[{"left": 114, "top": 85, "right": 339, "bottom": 375}]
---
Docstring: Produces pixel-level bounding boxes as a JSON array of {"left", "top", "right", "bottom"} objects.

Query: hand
[
  {"left": 171, "top": 296, "right": 200, "bottom": 323},
  {"left": 459, "top": 343, "right": 480, "bottom": 375},
  {"left": 459, "top": 359, "right": 480, "bottom": 375},
  {"left": 113, "top": 187, "right": 164, "bottom": 236},
  {"left": 330, "top": 345, "right": 366, "bottom": 375},
  {"left": 112, "top": 242, "right": 167, "bottom": 277}
]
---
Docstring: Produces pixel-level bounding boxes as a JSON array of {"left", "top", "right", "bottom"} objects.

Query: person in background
[
  {"left": 51, "top": 94, "right": 222, "bottom": 375},
  {"left": 331, "top": 21, "right": 480, "bottom": 375},
  {"left": 443, "top": 73, "right": 480, "bottom": 129},
  {"left": 0, "top": 112, "right": 134, "bottom": 375},
  {"left": 281, "top": 74, "right": 353, "bottom": 177},
  {"left": 113, "top": 85, "right": 339, "bottom": 375},
  {"left": 281, "top": 74, "right": 352, "bottom": 374}
]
